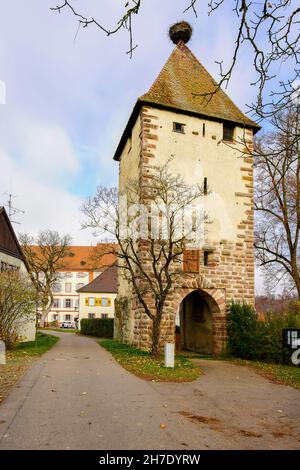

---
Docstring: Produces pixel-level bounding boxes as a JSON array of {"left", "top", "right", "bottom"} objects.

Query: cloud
[{"left": 0, "top": 149, "right": 92, "bottom": 244}]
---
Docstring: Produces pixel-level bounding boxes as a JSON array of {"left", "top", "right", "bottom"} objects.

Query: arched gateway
[{"left": 174, "top": 287, "right": 227, "bottom": 355}]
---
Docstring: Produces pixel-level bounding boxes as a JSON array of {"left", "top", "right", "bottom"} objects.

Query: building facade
[
  {"left": 0, "top": 207, "right": 36, "bottom": 342},
  {"left": 113, "top": 40, "right": 259, "bottom": 354},
  {"left": 39, "top": 246, "right": 116, "bottom": 326},
  {"left": 77, "top": 264, "right": 118, "bottom": 326}
]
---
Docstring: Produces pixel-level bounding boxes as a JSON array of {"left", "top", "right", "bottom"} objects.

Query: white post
[
  {"left": 0, "top": 340, "right": 6, "bottom": 365},
  {"left": 164, "top": 343, "right": 175, "bottom": 368}
]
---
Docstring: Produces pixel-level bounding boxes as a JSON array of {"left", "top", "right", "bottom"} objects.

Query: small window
[
  {"left": 173, "top": 122, "right": 185, "bottom": 134},
  {"left": 101, "top": 314, "right": 108, "bottom": 319},
  {"left": 88, "top": 313, "right": 95, "bottom": 319},
  {"left": 89, "top": 297, "right": 95, "bottom": 307},
  {"left": 65, "top": 299, "right": 72, "bottom": 308},
  {"left": 204, "top": 177, "right": 208, "bottom": 195},
  {"left": 65, "top": 283, "right": 72, "bottom": 293},
  {"left": 223, "top": 124, "right": 235, "bottom": 141},
  {"left": 65, "top": 314, "right": 71, "bottom": 321},
  {"left": 202, "top": 123, "right": 206, "bottom": 137},
  {"left": 204, "top": 251, "right": 209, "bottom": 266},
  {"left": 77, "top": 272, "right": 86, "bottom": 278},
  {"left": 53, "top": 299, "right": 60, "bottom": 308},
  {"left": 52, "top": 282, "right": 62, "bottom": 293}
]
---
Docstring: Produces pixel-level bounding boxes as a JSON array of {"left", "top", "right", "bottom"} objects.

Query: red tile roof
[{"left": 29, "top": 244, "right": 117, "bottom": 272}]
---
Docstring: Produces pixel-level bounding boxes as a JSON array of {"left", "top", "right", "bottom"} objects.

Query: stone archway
[
  {"left": 173, "top": 285, "right": 227, "bottom": 355},
  {"left": 179, "top": 290, "right": 213, "bottom": 354}
]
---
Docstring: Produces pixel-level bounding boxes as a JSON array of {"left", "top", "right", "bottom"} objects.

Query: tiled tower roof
[{"left": 113, "top": 41, "right": 260, "bottom": 161}]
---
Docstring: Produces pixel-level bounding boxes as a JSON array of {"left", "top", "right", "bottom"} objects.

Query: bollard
[
  {"left": 0, "top": 341, "right": 6, "bottom": 365},
  {"left": 164, "top": 343, "right": 175, "bottom": 368}
]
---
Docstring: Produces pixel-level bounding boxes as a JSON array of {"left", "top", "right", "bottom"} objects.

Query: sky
[{"left": 0, "top": 0, "right": 266, "bottom": 291}]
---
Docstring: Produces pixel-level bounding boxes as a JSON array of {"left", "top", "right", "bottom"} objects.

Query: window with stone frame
[{"left": 203, "top": 250, "right": 214, "bottom": 266}]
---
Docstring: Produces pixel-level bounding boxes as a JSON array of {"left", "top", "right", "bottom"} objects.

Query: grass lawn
[
  {"left": 100, "top": 339, "right": 200, "bottom": 382},
  {"left": 0, "top": 333, "right": 59, "bottom": 404},
  {"left": 233, "top": 359, "right": 300, "bottom": 389}
]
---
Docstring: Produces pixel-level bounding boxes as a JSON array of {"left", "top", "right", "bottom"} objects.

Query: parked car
[{"left": 60, "top": 321, "right": 75, "bottom": 329}]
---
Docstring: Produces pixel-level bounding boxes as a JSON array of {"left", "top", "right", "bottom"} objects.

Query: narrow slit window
[
  {"left": 204, "top": 251, "right": 210, "bottom": 266},
  {"left": 173, "top": 122, "right": 185, "bottom": 134},
  {"left": 204, "top": 177, "right": 208, "bottom": 195},
  {"left": 203, "top": 123, "right": 206, "bottom": 137},
  {"left": 223, "top": 124, "right": 235, "bottom": 142}
]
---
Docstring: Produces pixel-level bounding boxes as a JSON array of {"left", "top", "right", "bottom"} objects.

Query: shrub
[
  {"left": 227, "top": 301, "right": 300, "bottom": 364},
  {"left": 80, "top": 318, "right": 114, "bottom": 338},
  {"left": 227, "top": 302, "right": 264, "bottom": 360},
  {"left": 0, "top": 271, "right": 36, "bottom": 349}
]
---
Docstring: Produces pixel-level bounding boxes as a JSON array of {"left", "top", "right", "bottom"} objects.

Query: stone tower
[{"left": 113, "top": 36, "right": 260, "bottom": 355}]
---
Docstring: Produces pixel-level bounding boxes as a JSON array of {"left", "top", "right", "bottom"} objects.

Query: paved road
[{"left": 0, "top": 331, "right": 299, "bottom": 450}]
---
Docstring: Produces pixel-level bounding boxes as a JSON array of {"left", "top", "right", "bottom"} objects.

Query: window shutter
[
  {"left": 85, "top": 298, "right": 89, "bottom": 306},
  {"left": 183, "top": 250, "right": 199, "bottom": 273},
  {"left": 108, "top": 299, "right": 111, "bottom": 307}
]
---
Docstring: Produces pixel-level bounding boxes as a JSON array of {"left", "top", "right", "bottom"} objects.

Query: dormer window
[
  {"left": 223, "top": 124, "right": 235, "bottom": 142},
  {"left": 173, "top": 122, "right": 185, "bottom": 134}
]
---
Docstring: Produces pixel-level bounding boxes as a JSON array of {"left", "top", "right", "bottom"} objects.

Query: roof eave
[{"left": 113, "top": 100, "right": 261, "bottom": 162}]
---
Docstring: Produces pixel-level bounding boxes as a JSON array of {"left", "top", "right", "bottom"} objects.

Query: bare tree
[
  {"left": 50, "top": 1, "right": 300, "bottom": 118},
  {"left": 0, "top": 271, "right": 36, "bottom": 349},
  {"left": 82, "top": 161, "right": 206, "bottom": 357},
  {"left": 254, "top": 107, "right": 300, "bottom": 298},
  {"left": 19, "top": 230, "right": 73, "bottom": 327}
]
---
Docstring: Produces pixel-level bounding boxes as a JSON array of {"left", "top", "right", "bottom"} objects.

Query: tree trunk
[
  {"left": 39, "top": 307, "right": 51, "bottom": 328},
  {"left": 151, "top": 316, "right": 161, "bottom": 358}
]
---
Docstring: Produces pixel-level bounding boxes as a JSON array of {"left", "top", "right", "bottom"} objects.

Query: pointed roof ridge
[
  {"left": 113, "top": 41, "right": 260, "bottom": 161},
  {"left": 77, "top": 262, "right": 118, "bottom": 293},
  {"left": 140, "top": 40, "right": 258, "bottom": 128}
]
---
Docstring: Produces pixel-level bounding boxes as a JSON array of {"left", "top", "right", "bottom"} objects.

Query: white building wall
[{"left": 47, "top": 271, "right": 92, "bottom": 324}]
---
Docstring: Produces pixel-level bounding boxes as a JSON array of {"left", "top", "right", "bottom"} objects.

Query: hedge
[
  {"left": 227, "top": 301, "right": 300, "bottom": 364},
  {"left": 80, "top": 318, "right": 114, "bottom": 338}
]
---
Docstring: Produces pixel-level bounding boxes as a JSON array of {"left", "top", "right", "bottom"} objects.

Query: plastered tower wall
[{"left": 115, "top": 105, "right": 254, "bottom": 354}]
